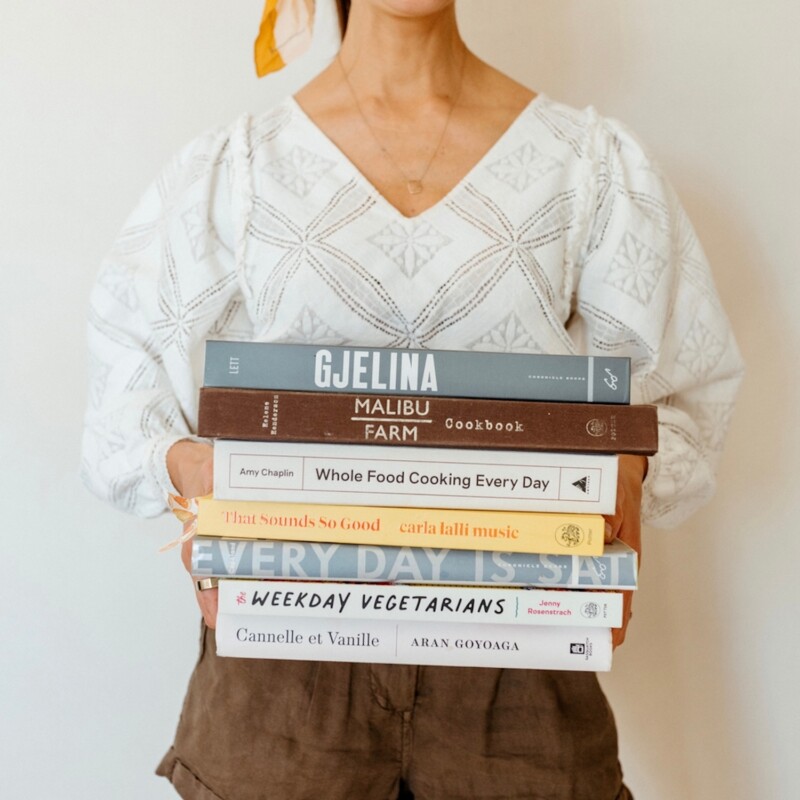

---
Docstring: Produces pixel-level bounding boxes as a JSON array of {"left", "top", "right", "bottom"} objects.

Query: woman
[{"left": 82, "top": 1, "right": 743, "bottom": 798}]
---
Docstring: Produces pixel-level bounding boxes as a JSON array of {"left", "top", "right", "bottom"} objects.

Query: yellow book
[{"left": 197, "top": 497, "right": 603, "bottom": 556}]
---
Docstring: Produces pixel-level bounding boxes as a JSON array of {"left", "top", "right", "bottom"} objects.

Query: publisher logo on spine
[
  {"left": 570, "top": 638, "right": 594, "bottom": 658},
  {"left": 580, "top": 601, "right": 600, "bottom": 619},
  {"left": 555, "top": 523, "right": 585, "bottom": 548},
  {"left": 585, "top": 418, "right": 608, "bottom": 438}
]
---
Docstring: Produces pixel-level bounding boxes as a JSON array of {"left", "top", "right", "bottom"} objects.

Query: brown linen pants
[{"left": 157, "top": 624, "right": 632, "bottom": 800}]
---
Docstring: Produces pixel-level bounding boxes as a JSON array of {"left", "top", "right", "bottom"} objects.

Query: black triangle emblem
[{"left": 572, "top": 476, "right": 589, "bottom": 494}]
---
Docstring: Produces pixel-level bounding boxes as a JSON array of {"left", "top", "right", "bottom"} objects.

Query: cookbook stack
[{"left": 191, "top": 340, "right": 656, "bottom": 671}]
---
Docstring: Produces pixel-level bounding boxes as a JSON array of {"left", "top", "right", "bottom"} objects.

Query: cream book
[{"left": 213, "top": 440, "right": 618, "bottom": 514}]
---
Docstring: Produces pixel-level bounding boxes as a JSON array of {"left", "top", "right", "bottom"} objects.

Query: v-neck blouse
[
  {"left": 82, "top": 94, "right": 743, "bottom": 526},
  {"left": 285, "top": 94, "right": 544, "bottom": 221}
]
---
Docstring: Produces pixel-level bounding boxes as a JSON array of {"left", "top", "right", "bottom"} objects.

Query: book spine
[
  {"left": 213, "top": 440, "right": 618, "bottom": 514},
  {"left": 203, "top": 340, "right": 631, "bottom": 404},
  {"left": 198, "top": 388, "right": 658, "bottom": 455},
  {"left": 192, "top": 537, "right": 639, "bottom": 589},
  {"left": 215, "top": 614, "right": 613, "bottom": 671},
  {"left": 217, "top": 579, "right": 623, "bottom": 628},
  {"left": 196, "top": 498, "right": 605, "bottom": 556}
]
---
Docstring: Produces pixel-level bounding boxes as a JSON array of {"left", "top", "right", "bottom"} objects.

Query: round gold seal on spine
[
  {"left": 586, "top": 418, "right": 608, "bottom": 437},
  {"left": 555, "top": 523, "right": 585, "bottom": 548}
]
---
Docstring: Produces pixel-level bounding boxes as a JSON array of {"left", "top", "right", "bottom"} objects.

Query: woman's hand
[
  {"left": 167, "top": 439, "right": 214, "bottom": 499},
  {"left": 605, "top": 454, "right": 648, "bottom": 649},
  {"left": 167, "top": 440, "right": 219, "bottom": 629}
]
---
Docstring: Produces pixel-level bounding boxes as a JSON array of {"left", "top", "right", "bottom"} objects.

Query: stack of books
[{"left": 192, "top": 341, "right": 657, "bottom": 671}]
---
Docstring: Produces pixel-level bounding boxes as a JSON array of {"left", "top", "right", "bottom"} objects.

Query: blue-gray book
[
  {"left": 203, "top": 341, "right": 631, "bottom": 404},
  {"left": 192, "top": 537, "right": 638, "bottom": 589}
]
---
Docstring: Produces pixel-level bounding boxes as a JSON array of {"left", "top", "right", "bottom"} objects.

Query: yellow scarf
[{"left": 255, "top": 0, "right": 321, "bottom": 77}]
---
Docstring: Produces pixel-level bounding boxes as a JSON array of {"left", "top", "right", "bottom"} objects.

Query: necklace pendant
[{"left": 406, "top": 180, "right": 424, "bottom": 195}]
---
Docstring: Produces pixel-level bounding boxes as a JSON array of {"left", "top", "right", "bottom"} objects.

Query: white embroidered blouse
[{"left": 81, "top": 94, "right": 744, "bottom": 527}]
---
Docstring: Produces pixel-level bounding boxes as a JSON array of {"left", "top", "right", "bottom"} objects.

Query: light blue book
[
  {"left": 192, "top": 537, "right": 637, "bottom": 589},
  {"left": 203, "top": 341, "right": 631, "bottom": 404}
]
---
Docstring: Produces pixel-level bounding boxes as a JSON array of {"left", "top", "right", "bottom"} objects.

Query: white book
[
  {"left": 216, "top": 613, "right": 613, "bottom": 671},
  {"left": 213, "top": 440, "right": 618, "bottom": 514},
  {"left": 218, "top": 579, "right": 623, "bottom": 628}
]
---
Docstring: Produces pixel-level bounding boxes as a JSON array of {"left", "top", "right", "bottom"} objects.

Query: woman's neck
[
  {"left": 338, "top": 2, "right": 466, "bottom": 108},
  {"left": 292, "top": 1, "right": 535, "bottom": 218}
]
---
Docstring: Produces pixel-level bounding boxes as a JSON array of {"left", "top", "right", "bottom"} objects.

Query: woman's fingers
[
  {"left": 612, "top": 590, "right": 633, "bottom": 649},
  {"left": 181, "top": 527, "right": 218, "bottom": 627},
  {"left": 167, "top": 440, "right": 214, "bottom": 499},
  {"left": 194, "top": 585, "right": 219, "bottom": 629}
]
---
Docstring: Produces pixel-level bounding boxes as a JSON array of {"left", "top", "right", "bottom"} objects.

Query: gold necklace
[{"left": 337, "top": 51, "right": 467, "bottom": 195}]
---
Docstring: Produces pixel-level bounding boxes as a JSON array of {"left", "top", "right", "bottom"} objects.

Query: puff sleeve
[
  {"left": 81, "top": 125, "right": 247, "bottom": 517},
  {"left": 567, "top": 117, "right": 744, "bottom": 528}
]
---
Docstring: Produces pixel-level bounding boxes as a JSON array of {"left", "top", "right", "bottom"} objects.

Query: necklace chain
[{"left": 338, "top": 51, "right": 467, "bottom": 195}]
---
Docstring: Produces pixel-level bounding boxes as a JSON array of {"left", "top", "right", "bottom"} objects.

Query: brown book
[{"left": 198, "top": 388, "right": 658, "bottom": 455}]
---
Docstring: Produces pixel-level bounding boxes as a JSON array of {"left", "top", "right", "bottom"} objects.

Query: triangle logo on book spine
[{"left": 572, "top": 476, "right": 590, "bottom": 494}]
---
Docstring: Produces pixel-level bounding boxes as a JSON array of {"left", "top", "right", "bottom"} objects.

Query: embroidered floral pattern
[
  {"left": 181, "top": 203, "right": 221, "bottom": 262},
  {"left": 369, "top": 219, "right": 451, "bottom": 278},
  {"left": 676, "top": 319, "right": 726, "bottom": 378},
  {"left": 470, "top": 313, "right": 543, "bottom": 353},
  {"left": 283, "top": 306, "right": 345, "bottom": 344},
  {"left": 487, "top": 142, "right": 562, "bottom": 192},
  {"left": 264, "top": 146, "right": 335, "bottom": 197},
  {"left": 605, "top": 231, "right": 668, "bottom": 305}
]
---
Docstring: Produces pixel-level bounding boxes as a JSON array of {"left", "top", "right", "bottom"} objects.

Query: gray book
[
  {"left": 203, "top": 341, "right": 631, "bottom": 403},
  {"left": 192, "top": 537, "right": 638, "bottom": 589}
]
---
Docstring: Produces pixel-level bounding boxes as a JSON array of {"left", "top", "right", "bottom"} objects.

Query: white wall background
[{"left": 1, "top": 1, "right": 797, "bottom": 798}]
